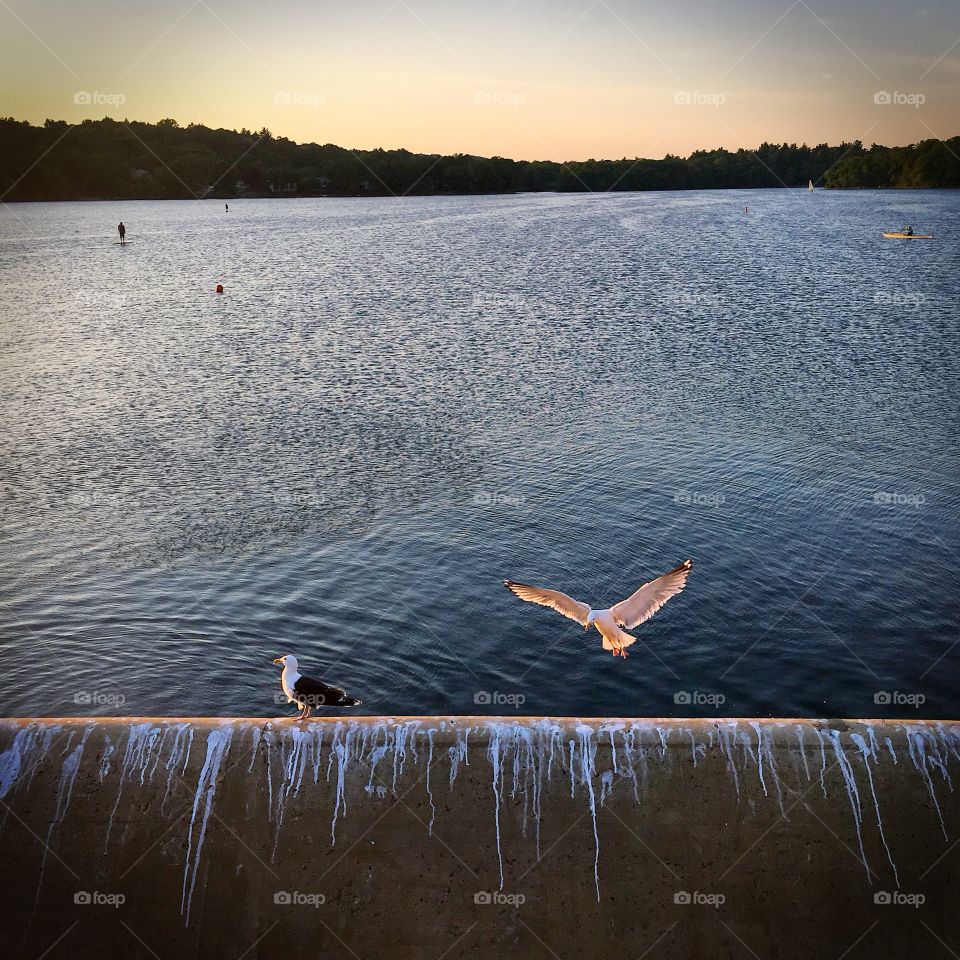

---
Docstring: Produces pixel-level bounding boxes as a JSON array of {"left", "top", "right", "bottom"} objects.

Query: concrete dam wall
[{"left": 0, "top": 717, "right": 957, "bottom": 959}]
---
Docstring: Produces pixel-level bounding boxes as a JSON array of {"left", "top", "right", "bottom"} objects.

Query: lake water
[{"left": 1, "top": 190, "right": 958, "bottom": 719}]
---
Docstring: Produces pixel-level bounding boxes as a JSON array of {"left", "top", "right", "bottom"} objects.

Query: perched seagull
[
  {"left": 273, "top": 655, "right": 362, "bottom": 719},
  {"left": 504, "top": 559, "right": 693, "bottom": 658}
]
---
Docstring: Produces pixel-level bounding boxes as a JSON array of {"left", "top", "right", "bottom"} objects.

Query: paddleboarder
[{"left": 118, "top": 221, "right": 126, "bottom": 244}]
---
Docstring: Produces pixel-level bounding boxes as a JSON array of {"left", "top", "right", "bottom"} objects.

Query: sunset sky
[{"left": 1, "top": 0, "right": 958, "bottom": 160}]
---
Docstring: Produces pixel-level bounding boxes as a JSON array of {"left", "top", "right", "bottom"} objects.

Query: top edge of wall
[{"left": 0, "top": 715, "right": 955, "bottom": 727}]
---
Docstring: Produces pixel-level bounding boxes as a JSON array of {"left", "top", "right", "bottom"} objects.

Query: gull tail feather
[{"left": 598, "top": 622, "right": 638, "bottom": 651}]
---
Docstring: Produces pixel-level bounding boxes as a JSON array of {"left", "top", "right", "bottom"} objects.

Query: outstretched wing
[
  {"left": 610, "top": 560, "right": 693, "bottom": 629},
  {"left": 503, "top": 580, "right": 591, "bottom": 627}
]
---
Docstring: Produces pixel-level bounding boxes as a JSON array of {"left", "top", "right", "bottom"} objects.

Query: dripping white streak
[
  {"left": 488, "top": 725, "right": 504, "bottom": 891},
  {"left": 576, "top": 725, "right": 601, "bottom": 903},
  {"left": 180, "top": 726, "right": 233, "bottom": 924},
  {"left": 749, "top": 722, "right": 767, "bottom": 798},
  {"left": 795, "top": 726, "right": 811, "bottom": 782},
  {"left": 905, "top": 727, "right": 948, "bottom": 841},
  {"left": 35, "top": 725, "right": 91, "bottom": 906},
  {"left": 850, "top": 732, "right": 899, "bottom": 888},
  {"left": 828, "top": 730, "right": 871, "bottom": 883},
  {"left": 425, "top": 728, "right": 436, "bottom": 836}
]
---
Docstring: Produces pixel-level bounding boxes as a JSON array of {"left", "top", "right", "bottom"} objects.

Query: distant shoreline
[
  {"left": 5, "top": 184, "right": 960, "bottom": 204},
  {"left": 2, "top": 117, "right": 958, "bottom": 201}
]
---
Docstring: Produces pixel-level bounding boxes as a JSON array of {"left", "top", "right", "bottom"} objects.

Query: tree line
[{"left": 1, "top": 116, "right": 957, "bottom": 200}]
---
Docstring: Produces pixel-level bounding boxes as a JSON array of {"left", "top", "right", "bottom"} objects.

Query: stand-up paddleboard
[{"left": 882, "top": 232, "right": 933, "bottom": 239}]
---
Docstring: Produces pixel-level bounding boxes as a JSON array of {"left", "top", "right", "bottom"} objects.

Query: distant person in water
[
  {"left": 225, "top": 203, "right": 229, "bottom": 212},
  {"left": 118, "top": 221, "right": 126, "bottom": 244}
]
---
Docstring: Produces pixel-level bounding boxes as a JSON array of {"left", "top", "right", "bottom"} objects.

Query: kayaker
[{"left": 902, "top": 225, "right": 913, "bottom": 236}]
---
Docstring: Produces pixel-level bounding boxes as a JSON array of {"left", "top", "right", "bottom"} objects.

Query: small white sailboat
[{"left": 808, "top": 179, "right": 814, "bottom": 192}]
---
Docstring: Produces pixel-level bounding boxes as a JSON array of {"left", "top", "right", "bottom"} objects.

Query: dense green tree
[{"left": 0, "top": 117, "right": 956, "bottom": 200}]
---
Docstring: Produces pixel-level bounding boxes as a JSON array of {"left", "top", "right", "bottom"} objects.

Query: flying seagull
[
  {"left": 504, "top": 559, "right": 693, "bottom": 658},
  {"left": 273, "top": 655, "right": 362, "bottom": 719}
]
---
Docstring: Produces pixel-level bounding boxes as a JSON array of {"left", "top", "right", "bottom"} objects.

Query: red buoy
[{"left": 216, "top": 284, "right": 224, "bottom": 293}]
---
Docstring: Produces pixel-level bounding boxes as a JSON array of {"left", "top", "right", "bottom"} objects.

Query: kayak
[{"left": 882, "top": 232, "right": 933, "bottom": 239}]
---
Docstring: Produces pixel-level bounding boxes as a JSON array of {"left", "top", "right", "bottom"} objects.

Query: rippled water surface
[{"left": 1, "top": 191, "right": 958, "bottom": 718}]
